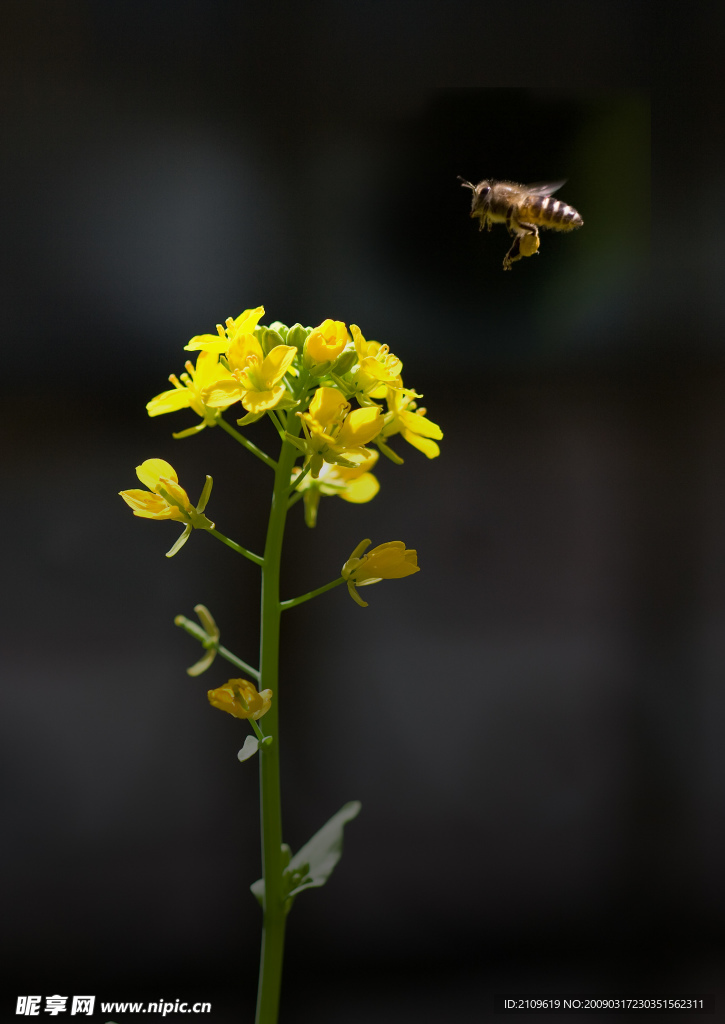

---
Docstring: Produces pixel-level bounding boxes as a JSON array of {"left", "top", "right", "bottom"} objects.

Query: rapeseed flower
[
  {"left": 303, "top": 319, "right": 348, "bottom": 367},
  {"left": 202, "top": 333, "right": 298, "bottom": 419},
  {"left": 208, "top": 678, "right": 273, "bottom": 721},
  {"left": 291, "top": 451, "right": 380, "bottom": 527},
  {"left": 119, "top": 458, "right": 214, "bottom": 557},
  {"left": 381, "top": 388, "right": 443, "bottom": 459},
  {"left": 183, "top": 307, "right": 266, "bottom": 354},
  {"left": 146, "top": 351, "right": 234, "bottom": 437},
  {"left": 347, "top": 324, "right": 403, "bottom": 398},
  {"left": 341, "top": 539, "right": 419, "bottom": 607},
  {"left": 291, "top": 387, "right": 384, "bottom": 478}
]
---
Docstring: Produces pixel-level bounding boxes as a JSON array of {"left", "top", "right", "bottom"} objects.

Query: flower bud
[{"left": 303, "top": 319, "right": 348, "bottom": 366}]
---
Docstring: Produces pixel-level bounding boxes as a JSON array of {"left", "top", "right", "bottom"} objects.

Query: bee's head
[{"left": 458, "top": 176, "right": 491, "bottom": 216}]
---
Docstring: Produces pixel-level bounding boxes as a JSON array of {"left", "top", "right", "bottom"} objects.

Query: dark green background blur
[{"left": 2, "top": 2, "right": 722, "bottom": 1022}]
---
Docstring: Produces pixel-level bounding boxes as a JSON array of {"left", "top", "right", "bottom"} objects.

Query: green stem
[
  {"left": 217, "top": 415, "right": 277, "bottom": 470},
  {"left": 209, "top": 528, "right": 264, "bottom": 566},
  {"left": 254, "top": 399, "right": 306, "bottom": 1024},
  {"left": 280, "top": 576, "right": 345, "bottom": 611}
]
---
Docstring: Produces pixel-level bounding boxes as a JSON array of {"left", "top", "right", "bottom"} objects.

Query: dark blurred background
[{"left": 2, "top": 2, "right": 723, "bottom": 1022}]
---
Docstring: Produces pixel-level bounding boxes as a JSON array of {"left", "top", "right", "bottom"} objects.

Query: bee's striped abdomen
[{"left": 523, "top": 195, "right": 583, "bottom": 232}]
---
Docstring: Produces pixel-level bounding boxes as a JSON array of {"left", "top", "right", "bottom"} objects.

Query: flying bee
[{"left": 458, "top": 178, "right": 583, "bottom": 270}]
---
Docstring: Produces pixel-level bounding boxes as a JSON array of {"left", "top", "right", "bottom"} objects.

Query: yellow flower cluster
[{"left": 131, "top": 307, "right": 442, "bottom": 529}]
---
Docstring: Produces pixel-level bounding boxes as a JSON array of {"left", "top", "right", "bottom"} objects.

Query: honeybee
[{"left": 458, "top": 177, "right": 583, "bottom": 270}]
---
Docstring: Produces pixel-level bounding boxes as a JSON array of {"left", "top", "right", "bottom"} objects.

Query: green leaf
[
  {"left": 237, "top": 735, "right": 259, "bottom": 762},
  {"left": 286, "top": 800, "right": 361, "bottom": 897},
  {"left": 250, "top": 801, "right": 361, "bottom": 911}
]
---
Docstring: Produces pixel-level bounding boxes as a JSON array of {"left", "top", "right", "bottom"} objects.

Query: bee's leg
[
  {"left": 517, "top": 222, "right": 540, "bottom": 259},
  {"left": 503, "top": 234, "right": 522, "bottom": 270},
  {"left": 505, "top": 205, "right": 516, "bottom": 235}
]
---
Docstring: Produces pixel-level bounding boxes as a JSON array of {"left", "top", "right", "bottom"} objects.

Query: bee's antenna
[{"left": 457, "top": 176, "right": 475, "bottom": 190}]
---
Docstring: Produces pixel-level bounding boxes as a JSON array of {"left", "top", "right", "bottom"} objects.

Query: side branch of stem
[
  {"left": 209, "top": 528, "right": 264, "bottom": 565},
  {"left": 286, "top": 462, "right": 310, "bottom": 497},
  {"left": 216, "top": 643, "right": 260, "bottom": 680},
  {"left": 217, "top": 415, "right": 277, "bottom": 470},
  {"left": 280, "top": 576, "right": 345, "bottom": 610}
]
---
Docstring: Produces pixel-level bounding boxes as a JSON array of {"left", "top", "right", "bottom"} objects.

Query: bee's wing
[{"left": 525, "top": 180, "right": 567, "bottom": 196}]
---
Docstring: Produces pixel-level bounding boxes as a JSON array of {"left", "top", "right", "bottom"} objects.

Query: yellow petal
[
  {"left": 193, "top": 350, "right": 234, "bottom": 389},
  {"left": 339, "top": 472, "right": 380, "bottom": 504},
  {"left": 228, "top": 306, "right": 265, "bottom": 337},
  {"left": 305, "top": 319, "right": 348, "bottom": 363},
  {"left": 401, "top": 430, "right": 440, "bottom": 459},
  {"left": 309, "top": 386, "right": 349, "bottom": 428},
  {"left": 399, "top": 410, "right": 443, "bottom": 440},
  {"left": 227, "top": 333, "right": 264, "bottom": 372},
  {"left": 241, "top": 385, "right": 287, "bottom": 413},
  {"left": 362, "top": 542, "right": 419, "bottom": 580},
  {"left": 136, "top": 459, "right": 178, "bottom": 491},
  {"left": 120, "top": 489, "right": 166, "bottom": 513},
  {"left": 381, "top": 555, "right": 419, "bottom": 578},
  {"left": 252, "top": 689, "right": 273, "bottom": 720},
  {"left": 336, "top": 406, "right": 383, "bottom": 448},
  {"left": 359, "top": 355, "right": 402, "bottom": 383},
  {"left": 349, "top": 324, "right": 368, "bottom": 359},
  {"left": 207, "top": 683, "right": 243, "bottom": 718},
  {"left": 119, "top": 489, "right": 184, "bottom": 520},
  {"left": 146, "top": 388, "right": 192, "bottom": 417},
  {"left": 184, "top": 334, "right": 229, "bottom": 353},
  {"left": 260, "top": 344, "right": 297, "bottom": 386},
  {"left": 201, "top": 379, "right": 245, "bottom": 409},
  {"left": 158, "top": 476, "right": 193, "bottom": 512}
]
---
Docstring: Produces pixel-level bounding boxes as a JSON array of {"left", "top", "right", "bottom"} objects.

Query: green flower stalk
[{"left": 119, "top": 308, "right": 443, "bottom": 1023}]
